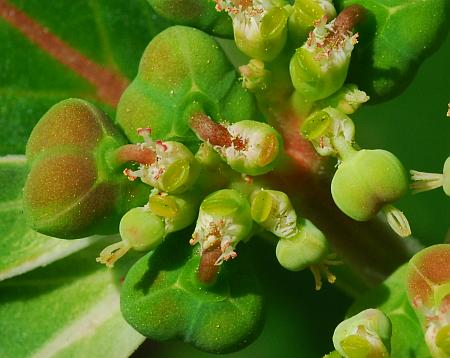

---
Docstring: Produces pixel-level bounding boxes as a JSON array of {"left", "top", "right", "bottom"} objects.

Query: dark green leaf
[{"left": 336, "top": 0, "right": 449, "bottom": 101}]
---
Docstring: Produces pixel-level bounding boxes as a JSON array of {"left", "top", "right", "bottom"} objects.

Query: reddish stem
[{"left": 198, "top": 242, "right": 222, "bottom": 284}]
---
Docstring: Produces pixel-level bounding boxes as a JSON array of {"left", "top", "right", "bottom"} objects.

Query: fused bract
[
  {"left": 121, "top": 233, "right": 263, "bottom": 353},
  {"left": 23, "top": 99, "right": 148, "bottom": 239},
  {"left": 116, "top": 26, "right": 255, "bottom": 148}
]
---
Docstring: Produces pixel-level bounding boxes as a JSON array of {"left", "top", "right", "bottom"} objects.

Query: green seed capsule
[
  {"left": 276, "top": 219, "right": 328, "bottom": 271},
  {"left": 333, "top": 309, "right": 392, "bottom": 358},
  {"left": 331, "top": 149, "right": 409, "bottom": 222},
  {"left": 120, "top": 207, "right": 165, "bottom": 251}
]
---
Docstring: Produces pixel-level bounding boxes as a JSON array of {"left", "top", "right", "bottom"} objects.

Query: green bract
[
  {"left": 333, "top": 308, "right": 392, "bottom": 358},
  {"left": 121, "top": 233, "right": 263, "bottom": 354},
  {"left": 23, "top": 99, "right": 148, "bottom": 239},
  {"left": 331, "top": 149, "right": 409, "bottom": 222},
  {"left": 147, "top": 0, "right": 233, "bottom": 37},
  {"left": 116, "top": 26, "right": 255, "bottom": 149}
]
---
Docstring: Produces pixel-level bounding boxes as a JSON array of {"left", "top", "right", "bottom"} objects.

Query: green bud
[
  {"left": 289, "top": 15, "right": 358, "bottom": 100},
  {"left": 410, "top": 156, "right": 450, "bottom": 196},
  {"left": 123, "top": 131, "right": 199, "bottom": 194},
  {"left": 217, "top": 120, "right": 282, "bottom": 175},
  {"left": 288, "top": 0, "right": 336, "bottom": 45},
  {"left": 250, "top": 189, "right": 297, "bottom": 238},
  {"left": 317, "top": 84, "right": 370, "bottom": 114},
  {"left": 301, "top": 107, "right": 355, "bottom": 158},
  {"left": 333, "top": 309, "right": 392, "bottom": 358},
  {"left": 406, "top": 245, "right": 450, "bottom": 358},
  {"left": 331, "top": 149, "right": 409, "bottom": 223},
  {"left": 217, "top": 0, "right": 289, "bottom": 61},
  {"left": 23, "top": 99, "right": 149, "bottom": 239},
  {"left": 147, "top": 0, "right": 233, "bottom": 37},
  {"left": 191, "top": 189, "right": 253, "bottom": 264}
]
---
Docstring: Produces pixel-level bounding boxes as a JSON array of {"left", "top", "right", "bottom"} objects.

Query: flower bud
[
  {"left": 191, "top": 189, "right": 253, "bottom": 265},
  {"left": 301, "top": 107, "right": 355, "bottom": 157},
  {"left": 290, "top": 6, "right": 364, "bottom": 100},
  {"left": 122, "top": 128, "right": 200, "bottom": 194},
  {"left": 190, "top": 115, "right": 282, "bottom": 176},
  {"left": 250, "top": 189, "right": 297, "bottom": 238},
  {"left": 216, "top": 0, "right": 289, "bottom": 61},
  {"left": 288, "top": 0, "right": 336, "bottom": 45},
  {"left": 333, "top": 309, "right": 392, "bottom": 358}
]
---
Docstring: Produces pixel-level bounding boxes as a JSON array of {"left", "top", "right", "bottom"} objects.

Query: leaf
[
  {"left": 0, "top": 0, "right": 170, "bottom": 155},
  {"left": 336, "top": 0, "right": 449, "bottom": 101},
  {"left": 0, "top": 241, "right": 145, "bottom": 358},
  {"left": 0, "top": 155, "right": 99, "bottom": 281},
  {"left": 347, "top": 265, "right": 430, "bottom": 357},
  {"left": 121, "top": 231, "right": 264, "bottom": 354}
]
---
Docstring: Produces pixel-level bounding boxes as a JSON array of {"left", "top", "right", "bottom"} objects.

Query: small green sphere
[
  {"left": 119, "top": 207, "right": 165, "bottom": 251},
  {"left": 331, "top": 149, "right": 408, "bottom": 221},
  {"left": 276, "top": 219, "right": 328, "bottom": 271}
]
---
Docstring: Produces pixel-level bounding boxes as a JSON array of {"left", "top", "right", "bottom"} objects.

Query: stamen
[{"left": 96, "top": 242, "right": 130, "bottom": 268}]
